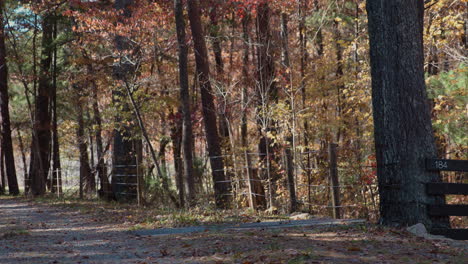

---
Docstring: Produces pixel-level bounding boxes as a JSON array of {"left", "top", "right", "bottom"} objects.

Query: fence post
[
  {"left": 244, "top": 150, "right": 255, "bottom": 209},
  {"left": 329, "top": 143, "right": 340, "bottom": 219},
  {"left": 79, "top": 166, "right": 83, "bottom": 199}
]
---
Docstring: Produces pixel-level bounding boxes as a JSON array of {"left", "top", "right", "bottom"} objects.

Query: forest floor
[{"left": 0, "top": 196, "right": 466, "bottom": 264}]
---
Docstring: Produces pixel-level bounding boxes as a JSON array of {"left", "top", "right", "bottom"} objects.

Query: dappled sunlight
[{"left": 1, "top": 198, "right": 466, "bottom": 263}]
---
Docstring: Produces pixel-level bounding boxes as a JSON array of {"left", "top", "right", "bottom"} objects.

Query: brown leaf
[{"left": 347, "top": 246, "right": 362, "bottom": 252}]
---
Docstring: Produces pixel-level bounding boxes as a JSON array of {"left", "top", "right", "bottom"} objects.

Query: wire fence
[{"left": 12, "top": 145, "right": 380, "bottom": 219}]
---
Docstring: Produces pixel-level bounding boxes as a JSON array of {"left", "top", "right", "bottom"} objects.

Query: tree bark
[
  {"left": 0, "top": 2, "right": 19, "bottom": 195},
  {"left": 187, "top": 0, "right": 230, "bottom": 208},
  {"left": 366, "top": 0, "right": 449, "bottom": 228},
  {"left": 255, "top": 2, "right": 278, "bottom": 209},
  {"left": 241, "top": 14, "right": 262, "bottom": 210},
  {"left": 88, "top": 62, "right": 111, "bottom": 199},
  {"left": 16, "top": 129, "right": 27, "bottom": 190},
  {"left": 299, "top": 0, "right": 313, "bottom": 212},
  {"left": 328, "top": 143, "right": 340, "bottom": 219},
  {"left": 170, "top": 110, "right": 184, "bottom": 207},
  {"left": 0, "top": 148, "right": 5, "bottom": 194},
  {"left": 280, "top": 13, "right": 297, "bottom": 213},
  {"left": 29, "top": 13, "right": 54, "bottom": 196},
  {"left": 174, "top": 0, "right": 195, "bottom": 206},
  {"left": 75, "top": 91, "right": 94, "bottom": 194},
  {"left": 51, "top": 16, "right": 62, "bottom": 195}
]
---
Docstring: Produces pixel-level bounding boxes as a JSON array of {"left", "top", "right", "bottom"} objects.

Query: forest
[
  {"left": 0, "top": 0, "right": 467, "bottom": 262},
  {"left": 0, "top": 0, "right": 467, "bottom": 230}
]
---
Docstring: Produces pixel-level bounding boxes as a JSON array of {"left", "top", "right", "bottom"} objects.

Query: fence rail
[{"left": 425, "top": 158, "right": 468, "bottom": 240}]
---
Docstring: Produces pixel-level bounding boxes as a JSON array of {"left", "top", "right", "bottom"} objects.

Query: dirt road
[{"left": 1, "top": 197, "right": 465, "bottom": 264}]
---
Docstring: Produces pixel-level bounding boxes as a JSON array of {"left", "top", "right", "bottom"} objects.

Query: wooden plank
[
  {"left": 426, "top": 183, "right": 468, "bottom": 195},
  {"left": 430, "top": 228, "right": 468, "bottom": 240},
  {"left": 428, "top": 205, "right": 468, "bottom": 216},
  {"left": 426, "top": 159, "right": 468, "bottom": 172}
]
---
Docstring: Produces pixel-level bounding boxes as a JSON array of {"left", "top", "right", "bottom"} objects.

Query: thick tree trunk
[
  {"left": 174, "top": 0, "right": 195, "bottom": 206},
  {"left": 30, "top": 13, "right": 54, "bottom": 196},
  {"left": 187, "top": 0, "right": 230, "bottom": 208},
  {"left": 366, "top": 0, "right": 449, "bottom": 228},
  {"left": 0, "top": 3, "right": 19, "bottom": 195}
]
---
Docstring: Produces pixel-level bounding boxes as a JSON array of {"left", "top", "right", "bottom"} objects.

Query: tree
[
  {"left": 255, "top": 2, "right": 279, "bottom": 209},
  {"left": 51, "top": 14, "right": 61, "bottom": 194},
  {"left": 280, "top": 12, "right": 297, "bottom": 213},
  {"left": 74, "top": 87, "right": 94, "bottom": 196},
  {"left": 366, "top": 0, "right": 448, "bottom": 228},
  {"left": 187, "top": 0, "right": 230, "bottom": 208},
  {"left": 88, "top": 61, "right": 111, "bottom": 199},
  {"left": 29, "top": 11, "right": 54, "bottom": 196},
  {"left": 174, "top": 0, "right": 195, "bottom": 206},
  {"left": 0, "top": 1, "right": 19, "bottom": 195}
]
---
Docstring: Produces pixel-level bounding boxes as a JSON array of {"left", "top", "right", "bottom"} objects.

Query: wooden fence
[{"left": 426, "top": 159, "right": 468, "bottom": 240}]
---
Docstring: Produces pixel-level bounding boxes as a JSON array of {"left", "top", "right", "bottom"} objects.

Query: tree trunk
[
  {"left": 280, "top": 13, "right": 297, "bottom": 213},
  {"left": 333, "top": 19, "right": 344, "bottom": 144},
  {"left": 299, "top": 0, "right": 313, "bottom": 212},
  {"left": 16, "top": 129, "right": 27, "bottom": 190},
  {"left": 209, "top": 4, "right": 229, "bottom": 139},
  {"left": 241, "top": 14, "right": 263, "bottom": 210},
  {"left": 328, "top": 143, "right": 340, "bottom": 219},
  {"left": 209, "top": 3, "right": 236, "bottom": 202},
  {"left": 170, "top": 110, "right": 184, "bottom": 207},
  {"left": 174, "top": 0, "right": 195, "bottom": 206},
  {"left": 89, "top": 63, "right": 111, "bottom": 199},
  {"left": 366, "top": 0, "right": 449, "bottom": 229},
  {"left": 0, "top": 3, "right": 19, "bottom": 195},
  {"left": 51, "top": 16, "right": 62, "bottom": 195},
  {"left": 187, "top": 0, "right": 230, "bottom": 209},
  {"left": 209, "top": 3, "right": 223, "bottom": 76},
  {"left": 0, "top": 148, "right": 5, "bottom": 194},
  {"left": 256, "top": 2, "right": 278, "bottom": 209},
  {"left": 29, "top": 13, "right": 54, "bottom": 196},
  {"left": 75, "top": 92, "right": 94, "bottom": 194}
]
